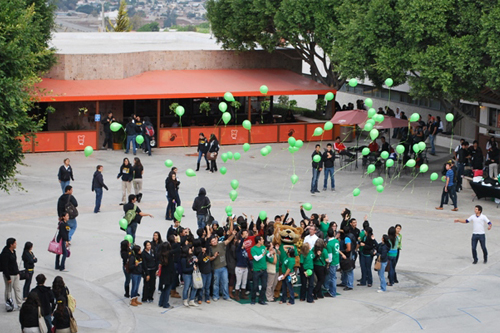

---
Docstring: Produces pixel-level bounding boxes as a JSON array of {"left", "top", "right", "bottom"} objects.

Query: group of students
[
  {"left": 119, "top": 205, "right": 403, "bottom": 310},
  {"left": 1, "top": 238, "right": 75, "bottom": 332}
]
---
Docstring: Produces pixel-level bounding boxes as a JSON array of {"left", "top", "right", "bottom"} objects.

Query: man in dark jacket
[
  {"left": 31, "top": 274, "right": 55, "bottom": 330},
  {"left": 125, "top": 117, "right": 138, "bottom": 155},
  {"left": 1, "top": 238, "right": 22, "bottom": 310},
  {"left": 192, "top": 188, "right": 211, "bottom": 229},
  {"left": 57, "top": 185, "right": 78, "bottom": 241},
  {"left": 469, "top": 140, "right": 484, "bottom": 170},
  {"left": 92, "top": 165, "right": 108, "bottom": 213},
  {"left": 196, "top": 133, "right": 209, "bottom": 171},
  {"left": 101, "top": 111, "right": 115, "bottom": 150},
  {"left": 311, "top": 144, "right": 323, "bottom": 194},
  {"left": 322, "top": 143, "right": 335, "bottom": 191}
]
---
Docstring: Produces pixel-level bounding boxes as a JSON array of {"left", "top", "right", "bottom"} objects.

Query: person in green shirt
[
  {"left": 325, "top": 228, "right": 340, "bottom": 297},
  {"left": 319, "top": 214, "right": 330, "bottom": 239},
  {"left": 250, "top": 236, "right": 268, "bottom": 305},
  {"left": 312, "top": 239, "right": 328, "bottom": 299},
  {"left": 394, "top": 224, "right": 402, "bottom": 283},
  {"left": 279, "top": 247, "right": 296, "bottom": 305},
  {"left": 299, "top": 243, "right": 315, "bottom": 303}
]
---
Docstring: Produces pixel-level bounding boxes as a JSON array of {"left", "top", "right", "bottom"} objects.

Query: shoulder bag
[
  {"left": 48, "top": 229, "right": 63, "bottom": 255},
  {"left": 67, "top": 288, "right": 77, "bottom": 313},
  {"left": 192, "top": 268, "right": 203, "bottom": 289},
  {"left": 65, "top": 195, "right": 79, "bottom": 219},
  {"left": 68, "top": 306, "right": 78, "bottom": 333},
  {"left": 373, "top": 256, "right": 381, "bottom": 271},
  {"left": 38, "top": 306, "right": 48, "bottom": 333}
]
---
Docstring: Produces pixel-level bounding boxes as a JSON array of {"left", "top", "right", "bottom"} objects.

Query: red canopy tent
[{"left": 331, "top": 109, "right": 369, "bottom": 125}]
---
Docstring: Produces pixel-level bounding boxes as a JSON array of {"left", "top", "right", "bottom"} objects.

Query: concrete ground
[{"left": 1, "top": 139, "right": 498, "bottom": 332}]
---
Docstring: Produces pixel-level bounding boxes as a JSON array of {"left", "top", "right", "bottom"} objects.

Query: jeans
[
  {"left": 131, "top": 274, "right": 142, "bottom": 298},
  {"left": 429, "top": 134, "right": 436, "bottom": 154},
  {"left": 251, "top": 270, "right": 268, "bottom": 303},
  {"left": 197, "top": 151, "right": 209, "bottom": 165},
  {"left": 23, "top": 271, "right": 34, "bottom": 299},
  {"left": 122, "top": 265, "right": 131, "bottom": 295},
  {"left": 440, "top": 185, "right": 457, "bottom": 208},
  {"left": 359, "top": 255, "right": 373, "bottom": 285},
  {"left": 67, "top": 218, "right": 77, "bottom": 241},
  {"left": 299, "top": 266, "right": 314, "bottom": 302},
  {"left": 311, "top": 168, "right": 321, "bottom": 192},
  {"left": 55, "top": 244, "right": 68, "bottom": 271},
  {"left": 144, "top": 135, "right": 152, "bottom": 156},
  {"left": 126, "top": 222, "right": 138, "bottom": 243},
  {"left": 182, "top": 274, "right": 197, "bottom": 301},
  {"left": 388, "top": 256, "right": 397, "bottom": 285},
  {"left": 60, "top": 180, "right": 70, "bottom": 194},
  {"left": 197, "top": 273, "right": 212, "bottom": 301},
  {"left": 378, "top": 261, "right": 388, "bottom": 291},
  {"left": 213, "top": 267, "right": 229, "bottom": 300},
  {"left": 394, "top": 249, "right": 400, "bottom": 282},
  {"left": 471, "top": 234, "right": 488, "bottom": 262},
  {"left": 323, "top": 167, "right": 335, "bottom": 189},
  {"left": 43, "top": 314, "right": 52, "bottom": 331},
  {"left": 125, "top": 135, "right": 137, "bottom": 154},
  {"left": 456, "top": 162, "right": 464, "bottom": 190},
  {"left": 159, "top": 283, "right": 172, "bottom": 308},
  {"left": 281, "top": 277, "right": 294, "bottom": 304},
  {"left": 94, "top": 187, "right": 103, "bottom": 213},
  {"left": 341, "top": 269, "right": 354, "bottom": 288},
  {"left": 197, "top": 215, "right": 207, "bottom": 230},
  {"left": 326, "top": 264, "right": 337, "bottom": 297},
  {"left": 313, "top": 265, "right": 326, "bottom": 297}
]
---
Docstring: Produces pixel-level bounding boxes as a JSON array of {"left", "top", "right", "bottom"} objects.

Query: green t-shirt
[
  {"left": 251, "top": 245, "right": 267, "bottom": 271},
  {"left": 300, "top": 248, "right": 315, "bottom": 271},
  {"left": 279, "top": 244, "right": 297, "bottom": 265},
  {"left": 281, "top": 257, "right": 296, "bottom": 273},
  {"left": 266, "top": 253, "right": 278, "bottom": 272},
  {"left": 326, "top": 238, "right": 340, "bottom": 266},
  {"left": 313, "top": 248, "right": 329, "bottom": 266},
  {"left": 359, "top": 230, "right": 366, "bottom": 252},
  {"left": 319, "top": 222, "right": 329, "bottom": 238}
]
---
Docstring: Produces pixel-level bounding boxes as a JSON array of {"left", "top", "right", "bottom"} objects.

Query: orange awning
[{"left": 36, "top": 69, "right": 335, "bottom": 102}]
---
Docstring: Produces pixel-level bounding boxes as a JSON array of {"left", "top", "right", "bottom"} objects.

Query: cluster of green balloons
[
  {"left": 224, "top": 92, "right": 235, "bottom": 102},
  {"left": 242, "top": 120, "right": 252, "bottom": 130},
  {"left": 175, "top": 106, "right": 185, "bottom": 117},
  {"left": 110, "top": 122, "right": 122, "bottom": 132},
  {"left": 84, "top": 146, "right": 93, "bottom": 157},
  {"left": 136, "top": 135, "right": 144, "bottom": 145},
  {"left": 174, "top": 206, "right": 184, "bottom": 221},
  {"left": 260, "top": 145, "right": 272, "bottom": 156},
  {"left": 372, "top": 177, "right": 384, "bottom": 186},
  {"left": 325, "top": 92, "right": 334, "bottom": 101},
  {"left": 260, "top": 85, "right": 269, "bottom": 95},
  {"left": 222, "top": 112, "right": 231, "bottom": 125},
  {"left": 165, "top": 159, "right": 173, "bottom": 167},
  {"left": 303, "top": 203, "right": 312, "bottom": 211},
  {"left": 185, "top": 169, "right": 196, "bottom": 177},
  {"left": 221, "top": 150, "right": 243, "bottom": 163},
  {"left": 288, "top": 137, "right": 303, "bottom": 155},
  {"left": 412, "top": 141, "right": 426, "bottom": 153}
]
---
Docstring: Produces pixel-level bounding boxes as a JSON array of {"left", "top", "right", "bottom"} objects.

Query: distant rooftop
[{"left": 50, "top": 32, "right": 226, "bottom": 54}]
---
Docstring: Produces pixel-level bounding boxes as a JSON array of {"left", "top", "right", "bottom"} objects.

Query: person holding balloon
[
  {"left": 124, "top": 117, "right": 137, "bottom": 155},
  {"left": 123, "top": 194, "right": 154, "bottom": 243},
  {"left": 100, "top": 111, "right": 115, "bottom": 150},
  {"left": 310, "top": 144, "right": 323, "bottom": 194},
  {"left": 299, "top": 243, "right": 315, "bottom": 303},
  {"left": 325, "top": 228, "right": 340, "bottom": 298}
]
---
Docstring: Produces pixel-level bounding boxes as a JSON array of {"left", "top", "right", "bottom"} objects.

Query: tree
[
  {"left": 108, "top": 0, "right": 131, "bottom": 32},
  {"left": 137, "top": 22, "right": 160, "bottom": 32},
  {"left": 0, "top": 0, "right": 56, "bottom": 192}
]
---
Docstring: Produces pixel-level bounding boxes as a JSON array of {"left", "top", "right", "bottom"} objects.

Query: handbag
[
  {"left": 38, "top": 306, "right": 48, "bottom": 333},
  {"left": 68, "top": 307, "right": 78, "bottom": 333},
  {"left": 192, "top": 268, "right": 203, "bottom": 289},
  {"left": 340, "top": 257, "right": 354, "bottom": 272},
  {"left": 374, "top": 256, "right": 381, "bottom": 271},
  {"left": 289, "top": 272, "right": 298, "bottom": 284},
  {"left": 65, "top": 195, "right": 79, "bottom": 219},
  {"left": 48, "top": 230, "right": 63, "bottom": 255},
  {"left": 206, "top": 208, "right": 214, "bottom": 225},
  {"left": 67, "top": 289, "right": 77, "bottom": 313},
  {"left": 19, "top": 269, "right": 29, "bottom": 280},
  {"left": 207, "top": 152, "right": 217, "bottom": 161}
]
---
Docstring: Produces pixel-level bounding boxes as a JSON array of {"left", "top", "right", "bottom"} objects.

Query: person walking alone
[
  {"left": 92, "top": 165, "right": 108, "bottom": 213},
  {"left": 57, "top": 158, "right": 74, "bottom": 194},
  {"left": 454, "top": 205, "right": 493, "bottom": 264},
  {"left": 436, "top": 162, "right": 458, "bottom": 211},
  {"left": 192, "top": 187, "right": 211, "bottom": 229},
  {"left": 132, "top": 157, "right": 144, "bottom": 203}
]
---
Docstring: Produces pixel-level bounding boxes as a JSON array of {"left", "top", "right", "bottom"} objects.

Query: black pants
[
  {"left": 251, "top": 270, "right": 268, "bottom": 303},
  {"left": 313, "top": 265, "right": 327, "bottom": 297},
  {"left": 103, "top": 131, "right": 113, "bottom": 149},
  {"left": 299, "top": 265, "right": 314, "bottom": 302},
  {"left": 23, "top": 271, "right": 34, "bottom": 299},
  {"left": 142, "top": 270, "right": 157, "bottom": 301},
  {"left": 210, "top": 159, "right": 218, "bottom": 172}
]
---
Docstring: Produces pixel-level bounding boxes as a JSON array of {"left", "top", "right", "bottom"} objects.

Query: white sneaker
[
  {"left": 183, "top": 300, "right": 189, "bottom": 307},
  {"left": 377, "top": 289, "right": 385, "bottom": 293},
  {"left": 188, "top": 300, "right": 199, "bottom": 307}
]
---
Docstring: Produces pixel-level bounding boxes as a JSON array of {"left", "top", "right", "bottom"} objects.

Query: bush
[{"left": 137, "top": 22, "right": 160, "bottom": 32}]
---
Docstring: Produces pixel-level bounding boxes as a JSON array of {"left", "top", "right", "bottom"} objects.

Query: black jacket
[
  {"left": 192, "top": 188, "right": 211, "bottom": 215},
  {"left": 165, "top": 177, "right": 178, "bottom": 199},
  {"left": 377, "top": 242, "right": 389, "bottom": 262},
  {"left": 57, "top": 194, "right": 78, "bottom": 217},
  {"left": 57, "top": 165, "right": 74, "bottom": 182},
  {"left": 1, "top": 246, "right": 19, "bottom": 280},
  {"left": 57, "top": 221, "right": 70, "bottom": 243},
  {"left": 125, "top": 122, "right": 138, "bottom": 136},
  {"left": 470, "top": 146, "right": 484, "bottom": 170},
  {"left": 19, "top": 304, "right": 38, "bottom": 329},
  {"left": 53, "top": 307, "right": 71, "bottom": 329},
  {"left": 208, "top": 139, "right": 220, "bottom": 153},
  {"left": 101, "top": 115, "right": 115, "bottom": 133},
  {"left": 142, "top": 249, "right": 157, "bottom": 271},
  {"left": 117, "top": 164, "right": 133, "bottom": 182},
  {"left": 312, "top": 150, "right": 323, "bottom": 169},
  {"left": 30, "top": 285, "right": 55, "bottom": 317},
  {"left": 322, "top": 150, "right": 335, "bottom": 168},
  {"left": 361, "top": 236, "right": 378, "bottom": 256},
  {"left": 92, "top": 171, "right": 108, "bottom": 191},
  {"left": 197, "top": 138, "right": 209, "bottom": 153},
  {"left": 159, "top": 244, "right": 181, "bottom": 288},
  {"left": 22, "top": 250, "right": 37, "bottom": 270},
  {"left": 129, "top": 254, "right": 143, "bottom": 275},
  {"left": 181, "top": 257, "right": 195, "bottom": 275}
]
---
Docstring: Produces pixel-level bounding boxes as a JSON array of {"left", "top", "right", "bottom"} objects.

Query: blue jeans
[
  {"left": 456, "top": 162, "right": 465, "bottom": 190},
  {"left": 359, "top": 255, "right": 373, "bottom": 285},
  {"left": 144, "top": 135, "right": 152, "bottom": 156},
  {"left": 67, "top": 218, "right": 77, "bottom": 241},
  {"left": 126, "top": 222, "right": 138, "bottom": 243},
  {"left": 341, "top": 268, "right": 354, "bottom": 288},
  {"left": 326, "top": 264, "right": 337, "bottom": 297},
  {"left": 213, "top": 267, "right": 229, "bottom": 300},
  {"left": 159, "top": 283, "right": 172, "bottom": 308},
  {"left": 251, "top": 270, "right": 268, "bottom": 303},
  {"left": 197, "top": 215, "right": 207, "bottom": 230},
  {"left": 378, "top": 261, "right": 388, "bottom": 291},
  {"left": 60, "top": 180, "right": 70, "bottom": 194},
  {"left": 471, "top": 234, "right": 488, "bottom": 262},
  {"left": 197, "top": 273, "right": 212, "bottom": 301},
  {"left": 429, "top": 134, "right": 436, "bottom": 154},
  {"left": 94, "top": 187, "right": 103, "bottom": 213},
  {"left": 55, "top": 244, "right": 67, "bottom": 270},
  {"left": 323, "top": 167, "right": 335, "bottom": 189},
  {"left": 197, "top": 151, "right": 208, "bottom": 165},
  {"left": 125, "top": 135, "right": 137, "bottom": 154},
  {"left": 311, "top": 168, "right": 321, "bottom": 192},
  {"left": 281, "top": 277, "right": 294, "bottom": 304},
  {"left": 388, "top": 256, "right": 397, "bottom": 285},
  {"left": 131, "top": 274, "right": 142, "bottom": 298},
  {"left": 122, "top": 265, "right": 131, "bottom": 295},
  {"left": 440, "top": 185, "right": 457, "bottom": 208},
  {"left": 182, "top": 274, "right": 197, "bottom": 301}
]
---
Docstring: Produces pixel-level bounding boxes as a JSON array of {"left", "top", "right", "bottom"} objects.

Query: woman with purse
[
  {"left": 52, "top": 297, "right": 71, "bottom": 333},
  {"left": 19, "top": 292, "right": 43, "bottom": 333},
  {"left": 22, "top": 241, "right": 37, "bottom": 299},
  {"left": 129, "top": 245, "right": 143, "bottom": 306},
  {"left": 181, "top": 246, "right": 199, "bottom": 307},
  {"left": 358, "top": 227, "right": 377, "bottom": 287},
  {"left": 55, "top": 214, "right": 70, "bottom": 272},
  {"left": 376, "top": 235, "right": 390, "bottom": 293},
  {"left": 207, "top": 134, "right": 220, "bottom": 173}
]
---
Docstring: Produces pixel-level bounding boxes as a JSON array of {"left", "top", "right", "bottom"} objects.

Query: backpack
[
  {"left": 65, "top": 195, "right": 79, "bottom": 219},
  {"left": 145, "top": 125, "right": 154, "bottom": 137},
  {"left": 124, "top": 205, "right": 137, "bottom": 225}
]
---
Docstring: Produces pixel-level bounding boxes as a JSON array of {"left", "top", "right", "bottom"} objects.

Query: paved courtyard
[{"left": 0, "top": 140, "right": 498, "bottom": 332}]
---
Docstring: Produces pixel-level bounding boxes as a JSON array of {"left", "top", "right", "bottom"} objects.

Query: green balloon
[
  {"left": 243, "top": 143, "right": 250, "bottom": 152},
  {"left": 230, "top": 179, "right": 239, "bottom": 190},
  {"left": 234, "top": 152, "right": 241, "bottom": 161},
  {"left": 260, "top": 85, "right": 269, "bottom": 95},
  {"left": 409, "top": 113, "right": 420, "bottom": 122},
  {"left": 219, "top": 102, "right": 227, "bottom": 112},
  {"left": 303, "top": 203, "right": 312, "bottom": 211},
  {"left": 185, "top": 168, "right": 196, "bottom": 177},
  {"left": 175, "top": 206, "right": 184, "bottom": 216},
  {"left": 374, "top": 114, "right": 385, "bottom": 123},
  {"left": 260, "top": 147, "right": 269, "bottom": 156},
  {"left": 220, "top": 167, "right": 227, "bottom": 175},
  {"left": 445, "top": 113, "right": 454, "bottom": 122},
  {"left": 418, "top": 141, "right": 426, "bottom": 152},
  {"left": 288, "top": 137, "right": 296, "bottom": 147},
  {"left": 380, "top": 151, "right": 389, "bottom": 159},
  {"left": 430, "top": 172, "right": 438, "bottom": 181},
  {"left": 324, "top": 121, "right": 333, "bottom": 131},
  {"left": 386, "top": 159, "right": 394, "bottom": 168},
  {"left": 124, "top": 234, "right": 133, "bottom": 244},
  {"left": 420, "top": 163, "right": 429, "bottom": 173},
  {"left": 368, "top": 108, "right": 376, "bottom": 118},
  {"left": 110, "top": 122, "right": 122, "bottom": 132},
  {"left": 224, "top": 92, "right": 234, "bottom": 102},
  {"left": 221, "top": 153, "right": 228, "bottom": 162},
  {"left": 376, "top": 177, "right": 384, "bottom": 185},
  {"left": 348, "top": 78, "right": 358, "bottom": 87},
  {"left": 225, "top": 205, "right": 233, "bottom": 215},
  {"left": 175, "top": 106, "right": 185, "bottom": 117},
  {"left": 313, "top": 127, "right": 324, "bottom": 137},
  {"left": 165, "top": 159, "right": 173, "bottom": 167},
  {"left": 222, "top": 112, "right": 231, "bottom": 125},
  {"left": 406, "top": 159, "right": 416, "bottom": 168},
  {"left": 227, "top": 151, "right": 233, "bottom": 160},
  {"left": 325, "top": 92, "right": 334, "bottom": 101},
  {"left": 295, "top": 140, "right": 304, "bottom": 148},
  {"left": 136, "top": 135, "right": 144, "bottom": 145},
  {"left": 84, "top": 146, "right": 93, "bottom": 157},
  {"left": 242, "top": 120, "right": 252, "bottom": 130},
  {"left": 362, "top": 147, "right": 370, "bottom": 156},
  {"left": 353, "top": 188, "right": 361, "bottom": 197},
  {"left": 370, "top": 129, "right": 379, "bottom": 140},
  {"left": 306, "top": 269, "right": 313, "bottom": 277},
  {"left": 376, "top": 185, "right": 384, "bottom": 193},
  {"left": 413, "top": 144, "right": 420, "bottom": 153},
  {"left": 372, "top": 178, "right": 380, "bottom": 186},
  {"left": 259, "top": 211, "right": 267, "bottom": 220},
  {"left": 385, "top": 78, "right": 393, "bottom": 87},
  {"left": 229, "top": 190, "right": 238, "bottom": 201},
  {"left": 365, "top": 98, "right": 373, "bottom": 108},
  {"left": 266, "top": 145, "right": 272, "bottom": 153},
  {"left": 291, "top": 174, "right": 298, "bottom": 184},
  {"left": 174, "top": 211, "right": 182, "bottom": 221},
  {"left": 313, "top": 154, "right": 321, "bottom": 163},
  {"left": 367, "top": 164, "right": 376, "bottom": 174},
  {"left": 119, "top": 218, "right": 128, "bottom": 230},
  {"left": 367, "top": 119, "right": 376, "bottom": 126},
  {"left": 442, "top": 176, "right": 446, "bottom": 182},
  {"left": 396, "top": 145, "right": 405, "bottom": 154},
  {"left": 288, "top": 146, "right": 296, "bottom": 154},
  {"left": 364, "top": 123, "right": 373, "bottom": 132}
]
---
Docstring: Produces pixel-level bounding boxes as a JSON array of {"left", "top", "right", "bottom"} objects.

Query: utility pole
[{"left": 101, "top": 1, "right": 105, "bottom": 32}]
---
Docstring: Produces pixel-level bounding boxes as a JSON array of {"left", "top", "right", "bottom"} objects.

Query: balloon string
[
  {"left": 449, "top": 127, "right": 454, "bottom": 154},
  {"left": 402, "top": 172, "right": 419, "bottom": 192},
  {"left": 179, "top": 118, "right": 186, "bottom": 147},
  {"left": 369, "top": 193, "right": 378, "bottom": 216}
]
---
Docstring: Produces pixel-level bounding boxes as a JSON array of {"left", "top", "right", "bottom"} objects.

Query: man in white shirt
[
  {"left": 304, "top": 226, "right": 319, "bottom": 250},
  {"left": 454, "top": 205, "right": 492, "bottom": 264}
]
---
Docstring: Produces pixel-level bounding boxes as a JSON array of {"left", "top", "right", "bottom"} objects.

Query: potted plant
[
  {"left": 112, "top": 122, "right": 125, "bottom": 150},
  {"left": 169, "top": 102, "right": 179, "bottom": 114},
  {"left": 260, "top": 100, "right": 270, "bottom": 124},
  {"left": 316, "top": 98, "right": 326, "bottom": 115},
  {"left": 199, "top": 101, "right": 211, "bottom": 116},
  {"left": 231, "top": 100, "right": 241, "bottom": 123}
]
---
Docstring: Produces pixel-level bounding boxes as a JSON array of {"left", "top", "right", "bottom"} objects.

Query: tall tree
[
  {"left": 108, "top": 0, "right": 131, "bottom": 32},
  {"left": 0, "top": 0, "right": 56, "bottom": 192}
]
